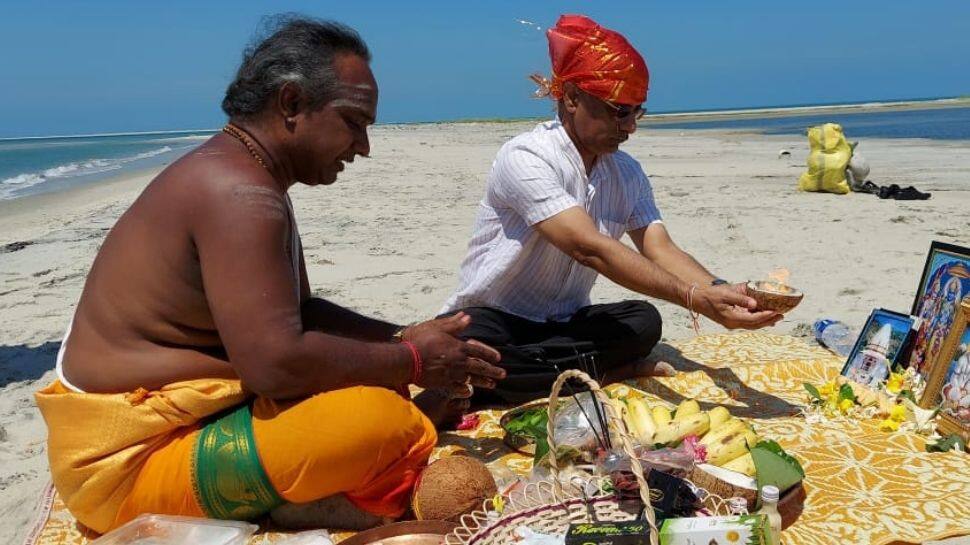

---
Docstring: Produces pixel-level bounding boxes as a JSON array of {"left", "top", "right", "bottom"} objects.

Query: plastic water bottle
[{"left": 813, "top": 319, "right": 855, "bottom": 357}]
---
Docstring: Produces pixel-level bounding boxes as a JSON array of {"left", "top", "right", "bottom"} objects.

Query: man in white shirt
[{"left": 440, "top": 15, "right": 780, "bottom": 404}]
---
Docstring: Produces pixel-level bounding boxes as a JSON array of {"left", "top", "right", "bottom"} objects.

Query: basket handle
[{"left": 545, "top": 370, "right": 659, "bottom": 545}]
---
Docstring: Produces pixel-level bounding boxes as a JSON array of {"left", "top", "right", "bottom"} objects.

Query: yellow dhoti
[{"left": 36, "top": 380, "right": 437, "bottom": 534}]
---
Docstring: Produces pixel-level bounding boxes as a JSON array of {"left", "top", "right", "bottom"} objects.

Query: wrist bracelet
[
  {"left": 401, "top": 340, "right": 423, "bottom": 384},
  {"left": 686, "top": 283, "right": 701, "bottom": 335},
  {"left": 391, "top": 321, "right": 417, "bottom": 343}
]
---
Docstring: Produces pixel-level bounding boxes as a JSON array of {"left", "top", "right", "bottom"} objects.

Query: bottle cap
[
  {"left": 761, "top": 485, "right": 779, "bottom": 502},
  {"left": 727, "top": 496, "right": 748, "bottom": 514}
]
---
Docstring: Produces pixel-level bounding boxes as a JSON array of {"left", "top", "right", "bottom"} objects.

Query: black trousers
[{"left": 441, "top": 300, "right": 662, "bottom": 406}]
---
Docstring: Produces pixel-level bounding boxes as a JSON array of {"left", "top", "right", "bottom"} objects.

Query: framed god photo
[
  {"left": 841, "top": 308, "right": 917, "bottom": 389},
  {"left": 909, "top": 241, "right": 970, "bottom": 382},
  {"left": 920, "top": 300, "right": 970, "bottom": 442}
]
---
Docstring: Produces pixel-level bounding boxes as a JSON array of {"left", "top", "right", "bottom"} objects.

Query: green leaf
[
  {"left": 898, "top": 390, "right": 917, "bottom": 403},
  {"left": 803, "top": 383, "right": 822, "bottom": 401},
  {"left": 533, "top": 435, "right": 550, "bottom": 465},
  {"left": 504, "top": 407, "right": 551, "bottom": 465},
  {"left": 926, "top": 434, "right": 967, "bottom": 453},
  {"left": 838, "top": 383, "right": 857, "bottom": 404},
  {"left": 751, "top": 439, "right": 805, "bottom": 494},
  {"left": 504, "top": 408, "right": 547, "bottom": 435}
]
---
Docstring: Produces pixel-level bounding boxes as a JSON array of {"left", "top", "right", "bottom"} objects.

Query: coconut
[
  {"left": 746, "top": 281, "right": 804, "bottom": 314},
  {"left": 412, "top": 455, "right": 497, "bottom": 522},
  {"left": 689, "top": 464, "right": 759, "bottom": 510}
]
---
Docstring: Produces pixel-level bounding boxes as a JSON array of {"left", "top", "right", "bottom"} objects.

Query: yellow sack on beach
[{"left": 798, "top": 123, "right": 851, "bottom": 194}]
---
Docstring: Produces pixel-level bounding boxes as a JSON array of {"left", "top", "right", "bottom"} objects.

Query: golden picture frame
[{"left": 920, "top": 300, "right": 970, "bottom": 443}]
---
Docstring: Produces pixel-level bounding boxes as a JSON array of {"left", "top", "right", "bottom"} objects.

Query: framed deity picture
[
  {"left": 920, "top": 301, "right": 970, "bottom": 441},
  {"left": 908, "top": 241, "right": 970, "bottom": 382},
  {"left": 841, "top": 308, "right": 917, "bottom": 389}
]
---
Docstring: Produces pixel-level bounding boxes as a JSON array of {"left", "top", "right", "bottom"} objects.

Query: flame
[{"left": 767, "top": 268, "right": 790, "bottom": 286}]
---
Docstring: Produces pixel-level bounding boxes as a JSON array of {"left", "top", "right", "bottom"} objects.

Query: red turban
[{"left": 545, "top": 15, "right": 648, "bottom": 106}]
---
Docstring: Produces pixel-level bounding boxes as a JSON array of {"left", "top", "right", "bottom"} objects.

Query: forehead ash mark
[{"left": 330, "top": 83, "right": 377, "bottom": 114}]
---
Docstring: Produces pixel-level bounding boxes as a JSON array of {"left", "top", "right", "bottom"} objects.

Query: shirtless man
[{"left": 37, "top": 17, "right": 503, "bottom": 534}]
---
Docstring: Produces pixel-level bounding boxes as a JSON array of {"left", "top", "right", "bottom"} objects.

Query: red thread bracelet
[
  {"left": 686, "top": 283, "right": 701, "bottom": 335},
  {"left": 401, "top": 340, "right": 423, "bottom": 384}
]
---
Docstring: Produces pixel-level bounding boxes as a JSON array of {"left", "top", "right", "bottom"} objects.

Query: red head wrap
[{"left": 544, "top": 14, "right": 648, "bottom": 106}]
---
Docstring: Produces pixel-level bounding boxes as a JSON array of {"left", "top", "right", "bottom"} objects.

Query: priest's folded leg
[{"left": 106, "top": 386, "right": 435, "bottom": 531}]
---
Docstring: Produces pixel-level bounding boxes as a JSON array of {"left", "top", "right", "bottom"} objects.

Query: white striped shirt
[{"left": 441, "top": 119, "right": 662, "bottom": 322}]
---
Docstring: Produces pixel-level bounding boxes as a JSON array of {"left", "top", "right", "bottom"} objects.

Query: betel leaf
[
  {"left": 503, "top": 407, "right": 547, "bottom": 435},
  {"left": 926, "top": 434, "right": 967, "bottom": 453},
  {"left": 533, "top": 435, "right": 550, "bottom": 465},
  {"left": 838, "top": 383, "right": 857, "bottom": 404},
  {"left": 803, "top": 383, "right": 822, "bottom": 401},
  {"left": 750, "top": 439, "right": 805, "bottom": 494},
  {"left": 898, "top": 390, "right": 917, "bottom": 404},
  {"left": 502, "top": 407, "right": 550, "bottom": 463}
]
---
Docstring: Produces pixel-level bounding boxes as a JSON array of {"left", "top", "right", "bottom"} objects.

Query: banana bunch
[{"left": 621, "top": 398, "right": 760, "bottom": 476}]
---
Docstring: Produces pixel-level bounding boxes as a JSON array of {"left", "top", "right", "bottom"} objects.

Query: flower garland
[{"left": 803, "top": 368, "right": 938, "bottom": 435}]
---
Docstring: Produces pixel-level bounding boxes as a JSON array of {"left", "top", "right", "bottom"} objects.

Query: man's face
[
  {"left": 569, "top": 86, "right": 640, "bottom": 156},
  {"left": 291, "top": 53, "right": 378, "bottom": 186}
]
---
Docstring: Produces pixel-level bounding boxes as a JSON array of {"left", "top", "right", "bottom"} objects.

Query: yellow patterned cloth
[{"left": 24, "top": 334, "right": 970, "bottom": 545}]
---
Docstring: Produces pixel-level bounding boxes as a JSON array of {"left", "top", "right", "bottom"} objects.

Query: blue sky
[{"left": 1, "top": 0, "right": 968, "bottom": 137}]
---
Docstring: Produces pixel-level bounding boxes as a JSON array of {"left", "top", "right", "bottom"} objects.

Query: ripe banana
[
  {"left": 699, "top": 417, "right": 746, "bottom": 447},
  {"left": 652, "top": 411, "right": 710, "bottom": 446},
  {"left": 707, "top": 428, "right": 759, "bottom": 466},
  {"left": 708, "top": 406, "right": 731, "bottom": 429},
  {"left": 721, "top": 452, "right": 756, "bottom": 477},
  {"left": 626, "top": 398, "right": 658, "bottom": 445},
  {"left": 652, "top": 406, "right": 673, "bottom": 427},
  {"left": 608, "top": 398, "right": 627, "bottom": 421},
  {"left": 672, "top": 399, "right": 701, "bottom": 422},
  {"left": 622, "top": 406, "right": 639, "bottom": 439}
]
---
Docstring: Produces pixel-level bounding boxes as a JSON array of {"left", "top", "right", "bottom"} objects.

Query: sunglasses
[
  {"left": 601, "top": 98, "right": 646, "bottom": 122},
  {"left": 580, "top": 88, "right": 646, "bottom": 122}
]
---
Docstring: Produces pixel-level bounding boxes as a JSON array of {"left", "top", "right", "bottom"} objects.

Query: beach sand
[{"left": 1, "top": 122, "right": 968, "bottom": 543}]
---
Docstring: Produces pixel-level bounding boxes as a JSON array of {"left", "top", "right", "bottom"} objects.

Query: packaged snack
[
  {"left": 658, "top": 515, "right": 770, "bottom": 545},
  {"left": 566, "top": 521, "right": 652, "bottom": 545}
]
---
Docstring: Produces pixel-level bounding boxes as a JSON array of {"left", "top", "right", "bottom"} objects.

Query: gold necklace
[{"left": 222, "top": 123, "right": 270, "bottom": 170}]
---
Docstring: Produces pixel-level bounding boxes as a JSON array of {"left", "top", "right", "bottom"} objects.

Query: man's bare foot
[
  {"left": 602, "top": 359, "right": 677, "bottom": 383},
  {"left": 270, "top": 494, "right": 391, "bottom": 530},
  {"left": 413, "top": 388, "right": 470, "bottom": 430},
  {"left": 634, "top": 359, "right": 676, "bottom": 377}
]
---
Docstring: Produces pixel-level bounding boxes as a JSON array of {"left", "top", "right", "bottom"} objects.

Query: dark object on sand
[
  {"left": 340, "top": 520, "right": 458, "bottom": 545},
  {"left": 877, "top": 184, "right": 931, "bottom": 200},
  {"left": 856, "top": 181, "right": 931, "bottom": 200},
  {"left": 1, "top": 241, "right": 33, "bottom": 253}
]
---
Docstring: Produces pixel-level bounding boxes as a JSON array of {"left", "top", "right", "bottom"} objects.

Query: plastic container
[
  {"left": 813, "top": 319, "right": 855, "bottom": 357},
  {"left": 90, "top": 514, "right": 258, "bottom": 545}
]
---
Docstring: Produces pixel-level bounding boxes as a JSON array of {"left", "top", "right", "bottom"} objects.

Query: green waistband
[{"left": 192, "top": 403, "right": 284, "bottom": 520}]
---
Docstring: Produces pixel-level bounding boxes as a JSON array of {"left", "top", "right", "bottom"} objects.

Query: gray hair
[{"left": 221, "top": 14, "right": 371, "bottom": 118}]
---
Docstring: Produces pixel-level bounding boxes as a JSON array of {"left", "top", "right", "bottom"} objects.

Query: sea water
[
  {"left": 0, "top": 130, "right": 215, "bottom": 200},
  {"left": 646, "top": 106, "right": 970, "bottom": 141},
  {"left": 4, "top": 106, "right": 968, "bottom": 202}
]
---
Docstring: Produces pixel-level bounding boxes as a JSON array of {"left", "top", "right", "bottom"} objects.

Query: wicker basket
[{"left": 445, "top": 370, "right": 661, "bottom": 545}]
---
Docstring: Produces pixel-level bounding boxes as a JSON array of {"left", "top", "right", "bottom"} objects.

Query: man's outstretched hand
[
  {"left": 401, "top": 312, "right": 472, "bottom": 342},
  {"left": 403, "top": 312, "right": 505, "bottom": 398},
  {"left": 695, "top": 283, "right": 782, "bottom": 330}
]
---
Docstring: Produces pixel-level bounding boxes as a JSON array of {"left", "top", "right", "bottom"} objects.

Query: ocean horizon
[{"left": 2, "top": 100, "right": 968, "bottom": 202}]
